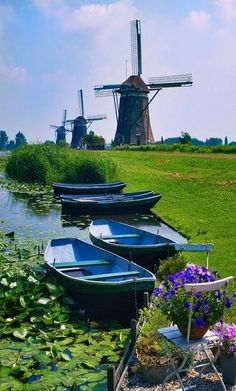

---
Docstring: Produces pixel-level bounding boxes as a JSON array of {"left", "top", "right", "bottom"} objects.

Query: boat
[
  {"left": 60, "top": 190, "right": 154, "bottom": 200},
  {"left": 53, "top": 181, "right": 126, "bottom": 196},
  {"left": 61, "top": 191, "right": 162, "bottom": 215},
  {"left": 89, "top": 219, "right": 214, "bottom": 271},
  {"left": 44, "top": 237, "right": 156, "bottom": 322}
]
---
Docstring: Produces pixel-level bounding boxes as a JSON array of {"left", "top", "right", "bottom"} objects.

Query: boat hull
[
  {"left": 53, "top": 181, "right": 126, "bottom": 196},
  {"left": 44, "top": 237, "right": 155, "bottom": 322},
  {"left": 89, "top": 219, "right": 176, "bottom": 271},
  {"left": 61, "top": 193, "right": 162, "bottom": 215}
]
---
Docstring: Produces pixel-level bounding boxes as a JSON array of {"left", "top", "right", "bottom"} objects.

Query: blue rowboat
[
  {"left": 89, "top": 219, "right": 214, "bottom": 271},
  {"left": 44, "top": 237, "right": 156, "bottom": 322},
  {"left": 53, "top": 181, "right": 126, "bottom": 196}
]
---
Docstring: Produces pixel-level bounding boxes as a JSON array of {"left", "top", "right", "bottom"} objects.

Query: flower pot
[
  {"left": 220, "top": 354, "right": 236, "bottom": 385},
  {"left": 177, "top": 324, "right": 209, "bottom": 340}
]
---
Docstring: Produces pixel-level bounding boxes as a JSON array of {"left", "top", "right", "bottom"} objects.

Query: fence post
[{"left": 107, "top": 365, "right": 116, "bottom": 391}]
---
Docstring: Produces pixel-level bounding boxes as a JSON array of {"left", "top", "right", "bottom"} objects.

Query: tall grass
[{"left": 5, "top": 144, "right": 118, "bottom": 184}]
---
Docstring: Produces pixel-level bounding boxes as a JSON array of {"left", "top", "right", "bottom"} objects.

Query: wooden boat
[
  {"left": 61, "top": 190, "right": 154, "bottom": 200},
  {"left": 61, "top": 191, "right": 162, "bottom": 215},
  {"left": 44, "top": 237, "right": 155, "bottom": 322},
  {"left": 53, "top": 181, "right": 126, "bottom": 196},
  {"left": 89, "top": 219, "right": 214, "bottom": 271}
]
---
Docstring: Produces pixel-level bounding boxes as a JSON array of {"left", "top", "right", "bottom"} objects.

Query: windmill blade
[
  {"left": 94, "top": 84, "right": 121, "bottom": 97},
  {"left": 86, "top": 114, "right": 107, "bottom": 121},
  {"left": 147, "top": 74, "right": 193, "bottom": 90},
  {"left": 62, "top": 109, "right": 67, "bottom": 126},
  {"left": 50, "top": 125, "right": 58, "bottom": 129},
  {"left": 131, "top": 20, "right": 142, "bottom": 76},
  {"left": 78, "top": 89, "right": 84, "bottom": 117}
]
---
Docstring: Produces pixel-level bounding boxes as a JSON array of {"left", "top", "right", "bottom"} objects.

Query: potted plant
[
  {"left": 214, "top": 322, "right": 236, "bottom": 385},
  {"left": 153, "top": 264, "right": 234, "bottom": 339}
]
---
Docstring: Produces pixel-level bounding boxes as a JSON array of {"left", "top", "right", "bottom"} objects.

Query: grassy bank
[{"left": 102, "top": 151, "right": 236, "bottom": 303}]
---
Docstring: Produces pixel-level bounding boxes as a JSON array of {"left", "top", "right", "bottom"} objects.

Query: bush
[
  {"left": 156, "top": 254, "right": 187, "bottom": 282},
  {"left": 5, "top": 144, "right": 119, "bottom": 184}
]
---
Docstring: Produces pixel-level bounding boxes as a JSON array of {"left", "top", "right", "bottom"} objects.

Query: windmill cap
[{"left": 121, "top": 75, "right": 149, "bottom": 92}]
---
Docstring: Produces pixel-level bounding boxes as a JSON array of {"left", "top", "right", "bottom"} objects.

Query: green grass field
[{"left": 102, "top": 151, "right": 236, "bottom": 302}]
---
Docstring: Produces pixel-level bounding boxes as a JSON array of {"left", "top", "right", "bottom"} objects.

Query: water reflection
[{"left": 0, "top": 187, "right": 187, "bottom": 244}]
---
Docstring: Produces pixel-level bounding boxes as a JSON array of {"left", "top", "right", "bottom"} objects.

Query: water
[{"left": 0, "top": 188, "right": 187, "bottom": 245}]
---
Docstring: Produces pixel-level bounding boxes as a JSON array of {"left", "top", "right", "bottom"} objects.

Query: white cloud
[
  {"left": 215, "top": 0, "right": 236, "bottom": 21},
  {"left": 33, "top": 0, "right": 138, "bottom": 31},
  {"left": 185, "top": 10, "right": 211, "bottom": 31},
  {"left": 0, "top": 57, "right": 32, "bottom": 83}
]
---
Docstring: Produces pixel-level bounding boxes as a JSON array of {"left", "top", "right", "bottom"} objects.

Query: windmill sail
[
  {"left": 94, "top": 20, "right": 193, "bottom": 146},
  {"left": 78, "top": 90, "right": 84, "bottom": 117},
  {"left": 131, "top": 20, "right": 142, "bottom": 76}
]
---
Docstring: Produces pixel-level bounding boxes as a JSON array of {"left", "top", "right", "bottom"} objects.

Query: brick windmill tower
[{"left": 94, "top": 20, "right": 193, "bottom": 145}]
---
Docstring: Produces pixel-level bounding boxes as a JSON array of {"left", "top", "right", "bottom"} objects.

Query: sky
[{"left": 0, "top": 0, "right": 236, "bottom": 144}]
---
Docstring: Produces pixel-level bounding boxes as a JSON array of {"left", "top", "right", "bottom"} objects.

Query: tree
[
  {"left": 15, "top": 131, "right": 27, "bottom": 148},
  {"left": 224, "top": 136, "right": 228, "bottom": 146},
  {"left": 205, "top": 138, "right": 222, "bottom": 146},
  {"left": 7, "top": 140, "right": 15, "bottom": 150},
  {"left": 83, "top": 131, "right": 105, "bottom": 147},
  {"left": 0, "top": 130, "right": 8, "bottom": 150},
  {"left": 179, "top": 132, "right": 191, "bottom": 145}
]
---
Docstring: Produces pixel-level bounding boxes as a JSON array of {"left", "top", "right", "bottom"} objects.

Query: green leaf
[
  {"left": 1, "top": 277, "right": 8, "bottom": 286},
  {"left": 13, "top": 328, "right": 28, "bottom": 340},
  {"left": 19, "top": 296, "right": 26, "bottom": 308},
  {"left": 60, "top": 352, "right": 71, "bottom": 361},
  {"left": 28, "top": 275, "right": 39, "bottom": 284},
  {"left": 37, "top": 297, "right": 50, "bottom": 305},
  {"left": 46, "top": 283, "right": 64, "bottom": 297}
]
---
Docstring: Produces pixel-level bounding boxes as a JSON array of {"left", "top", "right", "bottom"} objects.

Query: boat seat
[
  {"left": 101, "top": 234, "right": 141, "bottom": 240},
  {"left": 79, "top": 270, "right": 140, "bottom": 280},
  {"left": 50, "top": 260, "right": 112, "bottom": 268}
]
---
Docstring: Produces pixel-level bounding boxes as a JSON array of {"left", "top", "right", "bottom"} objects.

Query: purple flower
[
  {"left": 224, "top": 297, "right": 232, "bottom": 308},
  {"left": 194, "top": 318, "right": 204, "bottom": 328},
  {"left": 153, "top": 287, "right": 162, "bottom": 297},
  {"left": 184, "top": 302, "right": 190, "bottom": 309}
]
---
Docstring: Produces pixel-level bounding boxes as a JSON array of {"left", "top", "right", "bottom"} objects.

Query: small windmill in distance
[
  {"left": 94, "top": 20, "right": 193, "bottom": 145},
  {"left": 50, "top": 109, "right": 72, "bottom": 144},
  {"left": 66, "top": 90, "right": 107, "bottom": 149}
]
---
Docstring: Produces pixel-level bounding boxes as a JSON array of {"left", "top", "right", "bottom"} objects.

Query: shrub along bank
[{"left": 5, "top": 144, "right": 118, "bottom": 185}]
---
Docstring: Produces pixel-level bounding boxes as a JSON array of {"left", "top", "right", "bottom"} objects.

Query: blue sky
[{"left": 0, "top": 0, "right": 236, "bottom": 143}]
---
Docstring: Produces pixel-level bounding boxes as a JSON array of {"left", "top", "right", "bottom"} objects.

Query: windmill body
[
  {"left": 50, "top": 109, "right": 71, "bottom": 144},
  {"left": 68, "top": 90, "right": 107, "bottom": 149},
  {"left": 116, "top": 75, "right": 154, "bottom": 145},
  {"left": 94, "top": 20, "right": 193, "bottom": 145}
]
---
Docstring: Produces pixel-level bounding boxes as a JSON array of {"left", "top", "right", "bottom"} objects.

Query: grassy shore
[{"left": 103, "top": 151, "right": 236, "bottom": 314}]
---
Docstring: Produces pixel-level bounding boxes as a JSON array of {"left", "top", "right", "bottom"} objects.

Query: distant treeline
[
  {"left": 161, "top": 135, "right": 236, "bottom": 146},
  {"left": 114, "top": 144, "right": 236, "bottom": 153},
  {"left": 0, "top": 130, "right": 27, "bottom": 150}
]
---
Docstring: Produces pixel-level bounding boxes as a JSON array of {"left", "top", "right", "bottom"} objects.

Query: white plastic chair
[{"left": 157, "top": 276, "right": 233, "bottom": 390}]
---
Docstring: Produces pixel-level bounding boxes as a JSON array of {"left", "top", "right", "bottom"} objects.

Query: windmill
[
  {"left": 50, "top": 109, "right": 71, "bottom": 144},
  {"left": 67, "top": 90, "right": 107, "bottom": 149},
  {"left": 94, "top": 20, "right": 193, "bottom": 145}
]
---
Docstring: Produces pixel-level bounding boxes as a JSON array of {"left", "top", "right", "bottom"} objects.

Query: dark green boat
[
  {"left": 44, "top": 237, "right": 156, "bottom": 322},
  {"left": 61, "top": 192, "right": 162, "bottom": 215}
]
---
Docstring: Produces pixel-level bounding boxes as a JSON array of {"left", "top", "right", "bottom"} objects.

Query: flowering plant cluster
[
  {"left": 214, "top": 322, "right": 236, "bottom": 358},
  {"left": 153, "top": 264, "right": 234, "bottom": 329}
]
